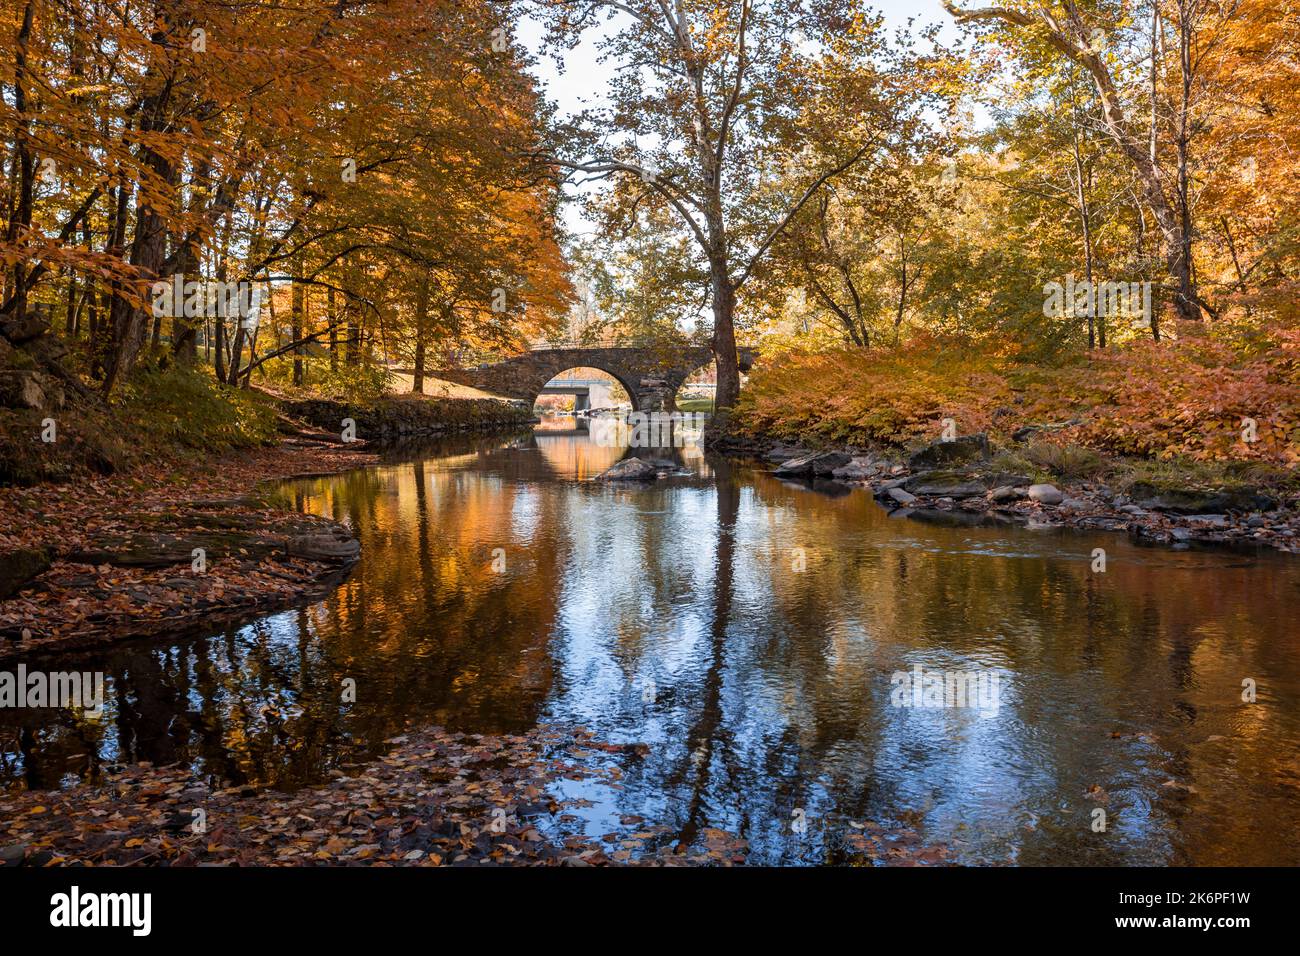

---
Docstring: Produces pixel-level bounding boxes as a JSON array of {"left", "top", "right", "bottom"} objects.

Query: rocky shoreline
[{"left": 720, "top": 433, "right": 1300, "bottom": 555}]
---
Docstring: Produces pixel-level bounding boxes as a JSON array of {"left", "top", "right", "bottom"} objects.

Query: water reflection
[{"left": 4, "top": 428, "right": 1300, "bottom": 865}]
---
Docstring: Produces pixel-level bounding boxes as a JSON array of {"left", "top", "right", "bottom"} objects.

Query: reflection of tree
[{"left": 672, "top": 459, "right": 740, "bottom": 845}]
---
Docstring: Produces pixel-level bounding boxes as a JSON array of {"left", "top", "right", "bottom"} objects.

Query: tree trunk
[
  {"left": 710, "top": 269, "right": 740, "bottom": 411},
  {"left": 4, "top": 2, "right": 36, "bottom": 320},
  {"left": 103, "top": 24, "right": 175, "bottom": 394},
  {"left": 327, "top": 286, "right": 338, "bottom": 372},
  {"left": 346, "top": 296, "right": 360, "bottom": 366},
  {"left": 412, "top": 275, "right": 429, "bottom": 393},
  {"left": 214, "top": 306, "right": 226, "bottom": 382},
  {"left": 1073, "top": 136, "right": 1096, "bottom": 349},
  {"left": 171, "top": 162, "right": 208, "bottom": 363},
  {"left": 291, "top": 269, "right": 305, "bottom": 387}
]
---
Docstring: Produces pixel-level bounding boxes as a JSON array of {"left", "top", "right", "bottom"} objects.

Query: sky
[{"left": 517, "top": 1, "right": 960, "bottom": 121}]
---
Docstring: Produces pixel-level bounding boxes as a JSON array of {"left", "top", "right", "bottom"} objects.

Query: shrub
[
  {"left": 732, "top": 335, "right": 1299, "bottom": 466},
  {"left": 1023, "top": 441, "right": 1106, "bottom": 479}
]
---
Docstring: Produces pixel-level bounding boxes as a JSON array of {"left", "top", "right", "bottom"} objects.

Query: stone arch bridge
[{"left": 435, "top": 346, "right": 757, "bottom": 412}]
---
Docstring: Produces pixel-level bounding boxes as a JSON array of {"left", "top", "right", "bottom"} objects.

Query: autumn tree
[
  {"left": 942, "top": 0, "right": 1248, "bottom": 330},
  {"left": 536, "top": 0, "right": 927, "bottom": 411}
]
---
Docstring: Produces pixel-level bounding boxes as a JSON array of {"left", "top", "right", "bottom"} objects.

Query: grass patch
[
  {"left": 675, "top": 396, "right": 715, "bottom": 414},
  {"left": 117, "top": 362, "right": 280, "bottom": 454}
]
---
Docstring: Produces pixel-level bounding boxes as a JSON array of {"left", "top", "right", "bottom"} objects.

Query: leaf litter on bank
[{"left": 0, "top": 724, "right": 949, "bottom": 867}]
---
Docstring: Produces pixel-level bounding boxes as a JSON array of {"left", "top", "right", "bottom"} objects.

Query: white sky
[
  {"left": 517, "top": 1, "right": 961, "bottom": 122},
  {"left": 516, "top": 1, "right": 967, "bottom": 238},
  {"left": 512, "top": 0, "right": 972, "bottom": 264}
]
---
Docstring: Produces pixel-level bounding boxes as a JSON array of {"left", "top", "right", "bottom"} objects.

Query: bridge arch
[{"left": 534, "top": 364, "right": 643, "bottom": 414}]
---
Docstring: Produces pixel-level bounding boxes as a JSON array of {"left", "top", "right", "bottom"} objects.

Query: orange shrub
[{"left": 733, "top": 335, "right": 1299, "bottom": 465}]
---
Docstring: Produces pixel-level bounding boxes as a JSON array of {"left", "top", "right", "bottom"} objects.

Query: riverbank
[
  {"left": 0, "top": 423, "right": 377, "bottom": 661},
  {"left": 0, "top": 722, "right": 951, "bottom": 867},
  {"left": 716, "top": 431, "right": 1300, "bottom": 554},
  {"left": 722, "top": 340, "right": 1298, "bottom": 553},
  {"left": 0, "top": 384, "right": 532, "bottom": 661}
]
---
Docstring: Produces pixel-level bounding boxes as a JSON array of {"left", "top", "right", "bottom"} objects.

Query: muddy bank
[{"left": 720, "top": 433, "right": 1300, "bottom": 554}]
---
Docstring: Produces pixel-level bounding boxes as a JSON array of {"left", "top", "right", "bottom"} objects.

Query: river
[{"left": 5, "top": 420, "right": 1300, "bottom": 865}]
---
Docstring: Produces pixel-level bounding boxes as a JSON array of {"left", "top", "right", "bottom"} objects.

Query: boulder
[
  {"left": 831, "top": 456, "right": 878, "bottom": 480},
  {"left": 1129, "top": 482, "right": 1276, "bottom": 515},
  {"left": 0, "top": 547, "right": 51, "bottom": 600},
  {"left": 0, "top": 370, "right": 48, "bottom": 410},
  {"left": 887, "top": 486, "right": 918, "bottom": 506},
  {"left": 773, "top": 451, "right": 851, "bottom": 477},
  {"left": 1027, "top": 483, "right": 1063, "bottom": 505},
  {"left": 988, "top": 485, "right": 1024, "bottom": 503},
  {"left": 908, "top": 433, "right": 990, "bottom": 469},
  {"left": 599, "top": 457, "right": 659, "bottom": 481},
  {"left": 0, "top": 311, "right": 51, "bottom": 344}
]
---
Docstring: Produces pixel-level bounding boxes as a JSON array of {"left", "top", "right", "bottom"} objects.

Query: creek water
[{"left": 5, "top": 420, "right": 1300, "bottom": 864}]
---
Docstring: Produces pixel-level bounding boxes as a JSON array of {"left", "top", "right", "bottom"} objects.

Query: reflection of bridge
[{"left": 435, "top": 346, "right": 756, "bottom": 412}]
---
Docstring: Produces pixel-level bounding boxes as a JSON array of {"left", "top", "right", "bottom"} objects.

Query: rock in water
[
  {"left": 1128, "top": 481, "right": 1276, "bottom": 514},
  {"left": 599, "top": 457, "right": 659, "bottom": 481},
  {"left": 774, "top": 451, "right": 852, "bottom": 477},
  {"left": 773, "top": 454, "right": 818, "bottom": 475},
  {"left": 831, "top": 456, "right": 878, "bottom": 480},
  {"left": 1027, "top": 483, "right": 1064, "bottom": 505},
  {"left": 810, "top": 452, "right": 852, "bottom": 476},
  {"left": 764, "top": 444, "right": 808, "bottom": 462},
  {"left": 285, "top": 533, "right": 361, "bottom": 563},
  {"left": 887, "top": 486, "right": 918, "bottom": 506},
  {"left": 908, "top": 433, "right": 990, "bottom": 470},
  {"left": 905, "top": 470, "right": 988, "bottom": 498}
]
